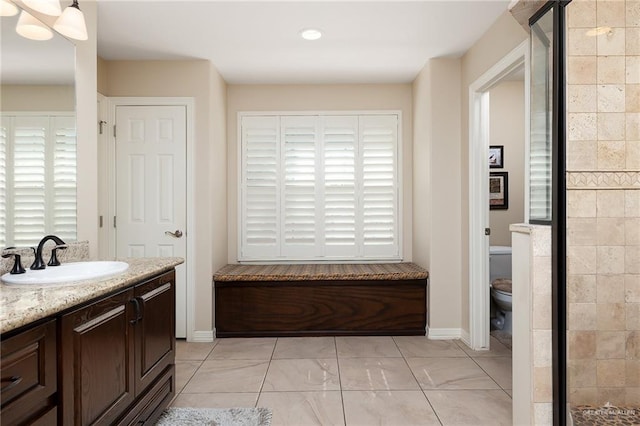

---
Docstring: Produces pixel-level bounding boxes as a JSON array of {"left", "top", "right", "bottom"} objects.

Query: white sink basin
[{"left": 1, "top": 261, "right": 129, "bottom": 285}]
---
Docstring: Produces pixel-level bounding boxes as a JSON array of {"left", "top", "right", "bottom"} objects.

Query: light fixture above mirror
[{"left": 5, "top": 0, "right": 87, "bottom": 41}]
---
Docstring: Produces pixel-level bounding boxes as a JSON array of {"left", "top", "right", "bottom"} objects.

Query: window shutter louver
[
  {"left": 53, "top": 116, "right": 77, "bottom": 242},
  {"left": 240, "top": 113, "right": 400, "bottom": 262},
  {"left": 1, "top": 114, "right": 76, "bottom": 248},
  {"left": 281, "top": 116, "right": 318, "bottom": 257},
  {"left": 0, "top": 122, "right": 7, "bottom": 248},
  {"left": 322, "top": 116, "right": 358, "bottom": 257},
  {"left": 360, "top": 115, "right": 398, "bottom": 257},
  {"left": 241, "top": 116, "right": 280, "bottom": 258},
  {"left": 12, "top": 117, "right": 47, "bottom": 247}
]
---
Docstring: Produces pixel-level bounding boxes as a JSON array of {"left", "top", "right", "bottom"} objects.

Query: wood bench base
[{"left": 214, "top": 279, "right": 427, "bottom": 338}]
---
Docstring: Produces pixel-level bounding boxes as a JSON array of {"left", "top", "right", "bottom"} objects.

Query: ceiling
[{"left": 96, "top": 0, "right": 511, "bottom": 85}]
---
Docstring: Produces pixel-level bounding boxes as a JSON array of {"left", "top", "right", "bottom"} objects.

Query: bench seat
[{"left": 213, "top": 263, "right": 429, "bottom": 338}]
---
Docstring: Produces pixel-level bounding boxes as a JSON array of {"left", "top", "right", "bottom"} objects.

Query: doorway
[
  {"left": 101, "top": 97, "right": 195, "bottom": 340},
  {"left": 468, "top": 41, "right": 529, "bottom": 350}
]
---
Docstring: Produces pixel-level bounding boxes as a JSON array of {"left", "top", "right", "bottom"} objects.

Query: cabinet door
[
  {"left": 1, "top": 320, "right": 57, "bottom": 426},
  {"left": 60, "top": 289, "right": 136, "bottom": 425},
  {"left": 134, "top": 270, "right": 175, "bottom": 394}
]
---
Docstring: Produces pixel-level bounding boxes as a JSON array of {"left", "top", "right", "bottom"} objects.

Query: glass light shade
[
  {"left": 0, "top": 0, "right": 19, "bottom": 17},
  {"left": 300, "top": 28, "right": 322, "bottom": 41},
  {"left": 22, "top": 0, "right": 61, "bottom": 16},
  {"left": 53, "top": 3, "right": 87, "bottom": 40},
  {"left": 16, "top": 10, "right": 53, "bottom": 40}
]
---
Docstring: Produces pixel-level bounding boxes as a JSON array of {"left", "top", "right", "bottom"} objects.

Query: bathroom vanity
[{"left": 0, "top": 257, "right": 183, "bottom": 425}]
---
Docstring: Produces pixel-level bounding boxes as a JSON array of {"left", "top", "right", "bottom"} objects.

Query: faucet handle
[
  {"left": 48, "top": 245, "right": 68, "bottom": 267},
  {"left": 2, "top": 252, "right": 26, "bottom": 275}
]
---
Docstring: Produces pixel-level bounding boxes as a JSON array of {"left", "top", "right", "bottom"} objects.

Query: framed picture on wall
[
  {"left": 489, "top": 172, "right": 509, "bottom": 210},
  {"left": 489, "top": 145, "right": 504, "bottom": 168}
]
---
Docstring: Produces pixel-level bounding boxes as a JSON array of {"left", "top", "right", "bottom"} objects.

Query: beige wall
[
  {"left": 566, "top": 0, "right": 640, "bottom": 408},
  {"left": 1, "top": 85, "right": 75, "bottom": 111},
  {"left": 226, "top": 84, "right": 413, "bottom": 263},
  {"left": 413, "top": 59, "right": 463, "bottom": 332},
  {"left": 101, "top": 59, "right": 228, "bottom": 334},
  {"left": 489, "top": 80, "right": 526, "bottom": 246},
  {"left": 460, "top": 12, "right": 528, "bottom": 334},
  {"left": 75, "top": 0, "right": 98, "bottom": 259}
]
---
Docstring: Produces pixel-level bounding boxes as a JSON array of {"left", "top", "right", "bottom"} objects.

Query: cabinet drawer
[{"left": 1, "top": 320, "right": 57, "bottom": 425}]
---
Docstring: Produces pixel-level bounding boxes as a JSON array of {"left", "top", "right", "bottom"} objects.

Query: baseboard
[
  {"left": 460, "top": 329, "right": 471, "bottom": 347},
  {"left": 427, "top": 328, "right": 463, "bottom": 340},
  {"left": 190, "top": 330, "right": 214, "bottom": 343}
]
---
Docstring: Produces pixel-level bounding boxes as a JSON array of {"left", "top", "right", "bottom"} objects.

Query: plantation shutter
[
  {"left": 12, "top": 116, "right": 47, "bottom": 247},
  {"left": 360, "top": 115, "right": 398, "bottom": 257},
  {"left": 281, "top": 116, "right": 318, "bottom": 257},
  {"left": 0, "top": 121, "right": 7, "bottom": 248},
  {"left": 52, "top": 116, "right": 77, "bottom": 241},
  {"left": 0, "top": 114, "right": 76, "bottom": 248},
  {"left": 240, "top": 112, "right": 400, "bottom": 262},
  {"left": 321, "top": 116, "right": 358, "bottom": 257},
  {"left": 241, "top": 115, "right": 280, "bottom": 258}
]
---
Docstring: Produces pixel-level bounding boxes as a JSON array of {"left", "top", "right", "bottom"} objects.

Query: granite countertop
[{"left": 0, "top": 257, "right": 184, "bottom": 334}]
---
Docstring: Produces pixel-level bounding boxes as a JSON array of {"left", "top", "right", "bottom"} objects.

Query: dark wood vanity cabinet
[
  {"left": 59, "top": 269, "right": 176, "bottom": 425},
  {"left": 0, "top": 269, "right": 176, "bottom": 426},
  {"left": 0, "top": 320, "right": 58, "bottom": 425}
]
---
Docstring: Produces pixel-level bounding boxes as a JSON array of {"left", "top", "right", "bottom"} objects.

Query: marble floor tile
[
  {"left": 457, "top": 337, "right": 512, "bottom": 358},
  {"left": 336, "top": 336, "right": 402, "bottom": 358},
  {"left": 339, "top": 357, "right": 420, "bottom": 391},
  {"left": 342, "top": 390, "right": 441, "bottom": 426},
  {"left": 182, "top": 359, "right": 269, "bottom": 393},
  {"left": 273, "top": 337, "right": 336, "bottom": 359},
  {"left": 175, "top": 339, "right": 217, "bottom": 361},
  {"left": 407, "top": 357, "right": 500, "bottom": 390},
  {"left": 171, "top": 392, "right": 258, "bottom": 408},
  {"left": 393, "top": 337, "right": 468, "bottom": 358},
  {"left": 257, "top": 391, "right": 345, "bottom": 426},
  {"left": 208, "top": 338, "right": 277, "bottom": 360},
  {"left": 425, "top": 389, "right": 512, "bottom": 426},
  {"left": 474, "top": 356, "right": 512, "bottom": 390},
  {"left": 262, "top": 359, "right": 340, "bottom": 391},
  {"left": 175, "top": 361, "right": 202, "bottom": 393}
]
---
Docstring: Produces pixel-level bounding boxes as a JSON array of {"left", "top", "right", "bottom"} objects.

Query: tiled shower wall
[{"left": 566, "top": 0, "right": 640, "bottom": 407}]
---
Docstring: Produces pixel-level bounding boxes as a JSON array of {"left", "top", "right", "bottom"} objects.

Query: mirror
[{"left": 0, "top": 5, "right": 76, "bottom": 248}]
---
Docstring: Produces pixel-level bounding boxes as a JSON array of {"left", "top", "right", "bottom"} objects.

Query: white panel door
[{"left": 115, "top": 105, "right": 187, "bottom": 338}]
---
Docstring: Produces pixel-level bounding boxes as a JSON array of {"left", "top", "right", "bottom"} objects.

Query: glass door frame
[{"left": 529, "top": 1, "right": 570, "bottom": 424}]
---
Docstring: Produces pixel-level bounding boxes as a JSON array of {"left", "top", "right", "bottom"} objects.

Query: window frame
[{"left": 237, "top": 110, "right": 403, "bottom": 263}]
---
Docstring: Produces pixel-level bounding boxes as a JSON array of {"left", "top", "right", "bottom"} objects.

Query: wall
[
  {"left": 489, "top": 80, "right": 526, "bottom": 246},
  {"left": 101, "top": 60, "right": 228, "bottom": 336},
  {"left": 412, "top": 59, "right": 463, "bottom": 334},
  {"left": 1, "top": 85, "right": 75, "bottom": 111},
  {"left": 226, "top": 84, "right": 413, "bottom": 263},
  {"left": 566, "top": 0, "right": 640, "bottom": 408},
  {"left": 460, "top": 11, "right": 528, "bottom": 335}
]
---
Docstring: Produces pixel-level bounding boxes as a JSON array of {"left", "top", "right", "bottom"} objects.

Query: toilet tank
[{"left": 490, "top": 245, "right": 512, "bottom": 283}]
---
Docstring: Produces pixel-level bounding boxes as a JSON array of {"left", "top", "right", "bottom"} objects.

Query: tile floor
[{"left": 172, "top": 336, "right": 513, "bottom": 426}]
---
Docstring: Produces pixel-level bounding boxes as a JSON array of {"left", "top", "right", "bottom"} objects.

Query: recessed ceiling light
[{"left": 300, "top": 28, "right": 322, "bottom": 41}]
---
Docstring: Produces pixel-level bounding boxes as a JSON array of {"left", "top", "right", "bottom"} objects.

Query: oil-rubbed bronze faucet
[
  {"left": 2, "top": 248, "right": 26, "bottom": 274},
  {"left": 31, "top": 235, "right": 67, "bottom": 270}
]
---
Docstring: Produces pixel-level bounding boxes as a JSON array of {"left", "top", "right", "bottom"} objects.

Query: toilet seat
[{"left": 491, "top": 278, "right": 512, "bottom": 295}]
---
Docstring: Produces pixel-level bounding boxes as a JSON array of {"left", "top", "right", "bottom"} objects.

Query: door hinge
[
  {"left": 485, "top": 228, "right": 491, "bottom": 236},
  {"left": 113, "top": 216, "right": 117, "bottom": 228},
  {"left": 113, "top": 125, "right": 117, "bottom": 138},
  {"left": 99, "top": 120, "right": 107, "bottom": 135},
  {"left": 99, "top": 215, "right": 103, "bottom": 228}
]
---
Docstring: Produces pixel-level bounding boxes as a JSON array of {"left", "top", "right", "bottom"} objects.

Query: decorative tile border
[{"left": 567, "top": 171, "right": 640, "bottom": 189}]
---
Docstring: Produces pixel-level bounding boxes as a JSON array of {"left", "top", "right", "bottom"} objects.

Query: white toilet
[{"left": 489, "top": 246, "right": 512, "bottom": 333}]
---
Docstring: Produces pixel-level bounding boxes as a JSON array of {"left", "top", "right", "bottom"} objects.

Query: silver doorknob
[{"left": 165, "top": 230, "right": 183, "bottom": 238}]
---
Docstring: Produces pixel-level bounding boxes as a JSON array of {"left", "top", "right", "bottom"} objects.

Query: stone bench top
[{"left": 213, "top": 262, "right": 429, "bottom": 282}]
